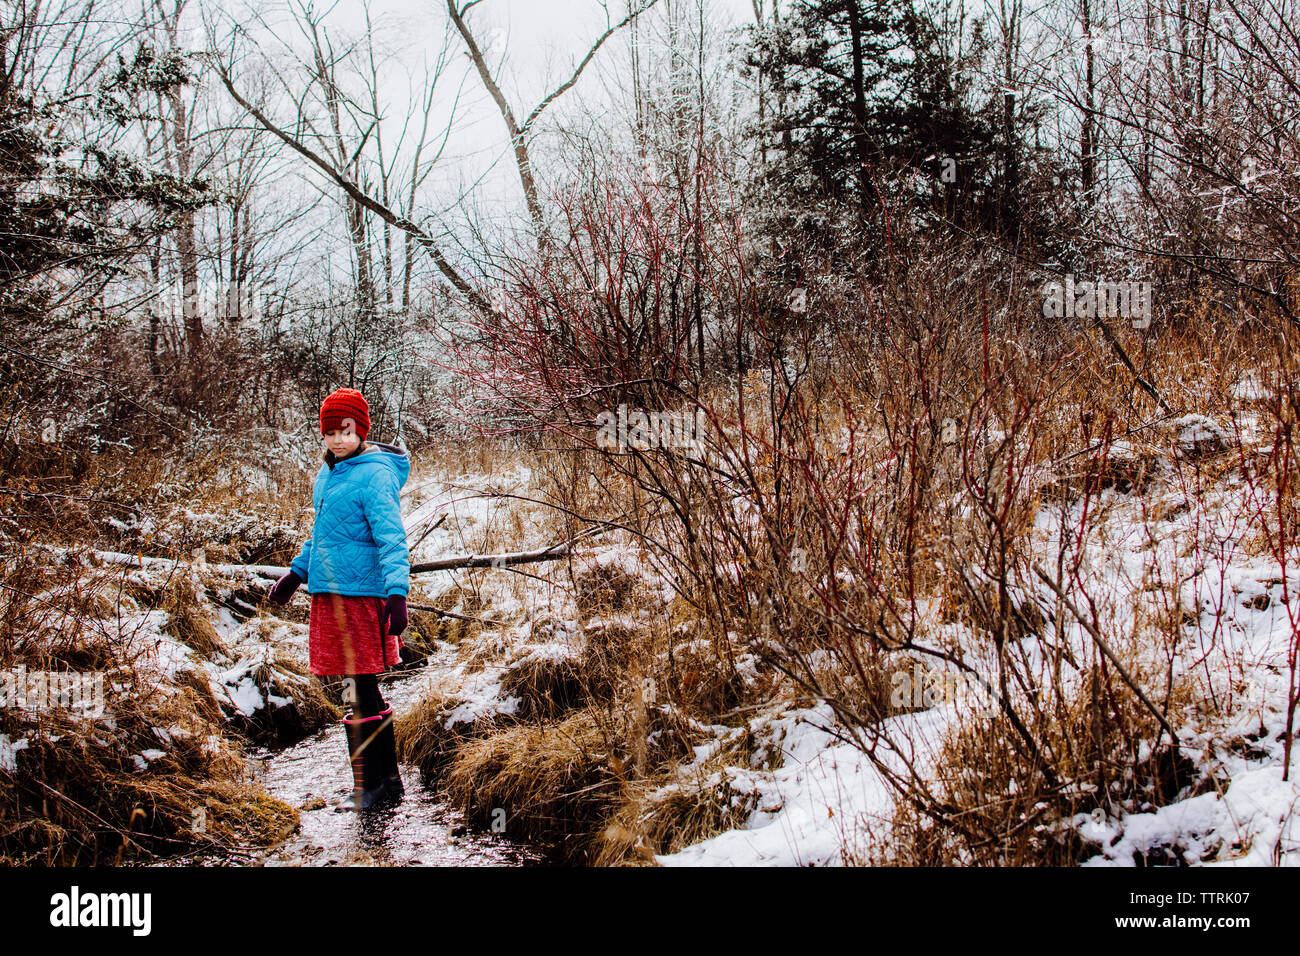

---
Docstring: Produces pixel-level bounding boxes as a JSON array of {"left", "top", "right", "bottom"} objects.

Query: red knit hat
[{"left": 320, "top": 388, "right": 370, "bottom": 440}]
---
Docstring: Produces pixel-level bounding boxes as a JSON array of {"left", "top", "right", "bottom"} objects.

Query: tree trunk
[
  {"left": 314, "top": 39, "right": 376, "bottom": 325},
  {"left": 446, "top": 0, "right": 548, "bottom": 245},
  {"left": 167, "top": 84, "right": 202, "bottom": 358},
  {"left": 148, "top": 240, "right": 163, "bottom": 380},
  {"left": 157, "top": 0, "right": 202, "bottom": 359},
  {"left": 847, "top": 0, "right": 874, "bottom": 216},
  {"left": 1080, "top": 0, "right": 1096, "bottom": 195}
]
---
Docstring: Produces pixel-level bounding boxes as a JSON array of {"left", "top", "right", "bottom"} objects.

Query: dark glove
[
  {"left": 266, "top": 571, "right": 303, "bottom": 606},
  {"left": 381, "top": 594, "right": 408, "bottom": 637}
]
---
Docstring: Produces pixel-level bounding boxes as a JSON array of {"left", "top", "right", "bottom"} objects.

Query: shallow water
[
  {"left": 245, "top": 648, "right": 546, "bottom": 867},
  {"left": 247, "top": 658, "right": 541, "bottom": 866},
  {"left": 152, "top": 643, "right": 546, "bottom": 867}
]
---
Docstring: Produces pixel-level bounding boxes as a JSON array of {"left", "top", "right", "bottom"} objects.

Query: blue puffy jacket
[{"left": 289, "top": 441, "right": 411, "bottom": 597}]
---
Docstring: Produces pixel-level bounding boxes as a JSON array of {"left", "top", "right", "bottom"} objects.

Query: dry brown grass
[
  {"left": 592, "top": 716, "right": 761, "bottom": 866},
  {"left": 161, "top": 575, "right": 225, "bottom": 661},
  {"left": 414, "top": 436, "right": 517, "bottom": 480},
  {"left": 394, "top": 689, "right": 511, "bottom": 784},
  {"left": 1, "top": 427, "right": 318, "bottom": 572},
  {"left": 576, "top": 617, "right": 636, "bottom": 703},
  {"left": 570, "top": 558, "right": 637, "bottom": 612},
  {"left": 500, "top": 650, "right": 588, "bottom": 721},
  {"left": 1044, "top": 441, "right": 1168, "bottom": 497},
  {"left": 0, "top": 650, "right": 299, "bottom": 865},
  {"left": 868, "top": 662, "right": 1205, "bottom": 866},
  {"left": 171, "top": 666, "right": 225, "bottom": 726},
  {"left": 457, "top": 634, "right": 513, "bottom": 673},
  {"left": 594, "top": 771, "right": 760, "bottom": 866},
  {"left": 443, "top": 707, "right": 623, "bottom": 864},
  {"left": 225, "top": 647, "right": 340, "bottom": 745},
  {"left": 420, "top": 585, "right": 489, "bottom": 647},
  {"left": 0, "top": 484, "right": 325, "bottom": 865}
]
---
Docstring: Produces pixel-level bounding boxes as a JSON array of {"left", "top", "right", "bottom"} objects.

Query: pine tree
[
  {"left": 0, "top": 40, "right": 211, "bottom": 432},
  {"left": 742, "top": 0, "right": 1030, "bottom": 259}
]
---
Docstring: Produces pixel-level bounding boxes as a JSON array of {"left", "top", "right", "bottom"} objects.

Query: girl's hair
[{"left": 323, "top": 439, "right": 371, "bottom": 464}]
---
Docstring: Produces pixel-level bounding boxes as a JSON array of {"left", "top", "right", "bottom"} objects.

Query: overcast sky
[
  {"left": 191, "top": 0, "right": 761, "bottom": 293},
  {"left": 219, "top": 0, "right": 753, "bottom": 216}
]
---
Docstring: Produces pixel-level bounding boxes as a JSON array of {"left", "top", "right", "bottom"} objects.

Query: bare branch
[{"left": 211, "top": 51, "right": 491, "bottom": 316}]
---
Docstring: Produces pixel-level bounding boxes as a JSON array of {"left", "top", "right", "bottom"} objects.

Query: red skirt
[{"left": 308, "top": 593, "right": 401, "bottom": 676}]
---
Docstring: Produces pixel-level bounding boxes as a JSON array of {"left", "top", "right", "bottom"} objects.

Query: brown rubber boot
[
  {"left": 334, "top": 711, "right": 397, "bottom": 812},
  {"left": 374, "top": 705, "right": 404, "bottom": 800}
]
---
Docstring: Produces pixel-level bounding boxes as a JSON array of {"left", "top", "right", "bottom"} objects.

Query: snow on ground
[
  {"left": 657, "top": 704, "right": 951, "bottom": 866},
  {"left": 0, "top": 734, "right": 27, "bottom": 773},
  {"left": 651, "top": 445, "right": 1299, "bottom": 866},
  {"left": 1079, "top": 767, "right": 1300, "bottom": 867},
  {"left": 1039, "top": 471, "right": 1300, "bottom": 866},
  {"left": 24, "top": 428, "right": 1296, "bottom": 865},
  {"left": 438, "top": 654, "right": 523, "bottom": 727},
  {"left": 403, "top": 462, "right": 539, "bottom": 566}
]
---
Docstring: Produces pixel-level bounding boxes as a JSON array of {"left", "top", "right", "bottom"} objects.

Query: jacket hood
[{"left": 325, "top": 440, "right": 411, "bottom": 488}]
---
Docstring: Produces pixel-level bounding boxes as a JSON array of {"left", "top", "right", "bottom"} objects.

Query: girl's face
[{"left": 324, "top": 427, "right": 362, "bottom": 458}]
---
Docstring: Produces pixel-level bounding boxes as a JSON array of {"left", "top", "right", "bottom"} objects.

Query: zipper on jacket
[{"left": 318, "top": 465, "right": 341, "bottom": 520}]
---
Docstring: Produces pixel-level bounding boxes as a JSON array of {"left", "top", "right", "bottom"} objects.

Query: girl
[{"left": 266, "top": 387, "right": 411, "bottom": 812}]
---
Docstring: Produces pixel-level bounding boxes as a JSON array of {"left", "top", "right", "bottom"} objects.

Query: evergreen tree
[
  {"left": 742, "top": 0, "right": 1032, "bottom": 262},
  {"left": 0, "top": 42, "right": 211, "bottom": 430}
]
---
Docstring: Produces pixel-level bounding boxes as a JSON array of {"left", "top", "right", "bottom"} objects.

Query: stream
[{"left": 242, "top": 644, "right": 546, "bottom": 867}]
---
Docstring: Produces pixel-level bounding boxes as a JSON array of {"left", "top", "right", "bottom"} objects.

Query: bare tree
[
  {"left": 209, "top": 8, "right": 492, "bottom": 316},
  {"left": 150, "top": 0, "right": 206, "bottom": 359},
  {"left": 1063, "top": 0, "right": 1300, "bottom": 325},
  {"left": 445, "top": 0, "right": 661, "bottom": 250}
]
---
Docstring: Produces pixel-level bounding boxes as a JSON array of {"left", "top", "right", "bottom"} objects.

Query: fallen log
[
  {"left": 407, "top": 524, "right": 611, "bottom": 573},
  {"left": 92, "top": 550, "right": 287, "bottom": 580},
  {"left": 408, "top": 540, "right": 575, "bottom": 574},
  {"left": 92, "top": 536, "right": 585, "bottom": 582},
  {"left": 407, "top": 601, "right": 502, "bottom": 626}
]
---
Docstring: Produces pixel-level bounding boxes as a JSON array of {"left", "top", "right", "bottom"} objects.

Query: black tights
[{"left": 343, "top": 673, "right": 388, "bottom": 717}]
